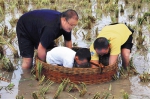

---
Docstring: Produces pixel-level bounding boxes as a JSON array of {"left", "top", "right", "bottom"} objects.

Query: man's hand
[
  {"left": 65, "top": 40, "right": 72, "bottom": 48},
  {"left": 37, "top": 42, "right": 46, "bottom": 62}
]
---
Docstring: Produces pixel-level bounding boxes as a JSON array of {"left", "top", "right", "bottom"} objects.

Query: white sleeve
[
  {"left": 46, "top": 52, "right": 51, "bottom": 64},
  {"left": 63, "top": 60, "right": 73, "bottom": 68}
]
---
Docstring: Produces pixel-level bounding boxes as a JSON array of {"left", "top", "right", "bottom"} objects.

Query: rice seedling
[
  {"left": 37, "top": 62, "right": 42, "bottom": 80},
  {"left": 73, "top": 42, "right": 78, "bottom": 47},
  {"left": 112, "top": 74, "right": 118, "bottom": 80},
  {"left": 79, "top": 82, "right": 87, "bottom": 97},
  {"left": 111, "top": 16, "right": 118, "bottom": 23},
  {"left": 85, "top": 30, "right": 92, "bottom": 42},
  {"left": 9, "top": 17, "right": 18, "bottom": 28},
  {"left": 132, "top": 3, "right": 136, "bottom": 11},
  {"left": 137, "top": 4, "right": 141, "bottom": 9},
  {"left": 41, "top": 0, "right": 50, "bottom": 6},
  {"left": 24, "top": 0, "right": 30, "bottom": 5},
  {"left": 72, "top": 28, "right": 78, "bottom": 39},
  {"left": 95, "top": 27, "right": 99, "bottom": 37},
  {"left": 32, "top": 92, "right": 39, "bottom": 99},
  {"left": 50, "top": 0, "right": 55, "bottom": 3},
  {"left": 67, "top": 82, "right": 78, "bottom": 92},
  {"left": 105, "top": 0, "right": 110, "bottom": 4},
  {"left": 115, "top": 8, "right": 119, "bottom": 18},
  {"left": 0, "top": 36, "right": 19, "bottom": 58},
  {"left": 137, "top": 17, "right": 144, "bottom": 25},
  {"left": 114, "top": 0, "right": 119, "bottom": 4},
  {"left": 109, "top": 4, "right": 118, "bottom": 12},
  {"left": 38, "top": 79, "right": 54, "bottom": 97},
  {"left": 79, "top": 1, "right": 89, "bottom": 7},
  {"left": 16, "top": 95, "right": 24, "bottom": 99},
  {"left": 5, "top": 83, "right": 15, "bottom": 93},
  {"left": 120, "top": 5, "right": 124, "bottom": 13},
  {"left": 92, "top": 92, "right": 100, "bottom": 99},
  {"left": 1, "top": 56, "right": 15, "bottom": 72},
  {"left": 123, "top": 92, "right": 129, "bottom": 99},
  {"left": 68, "top": 94, "right": 77, "bottom": 99},
  {"left": 20, "top": 5, "right": 29, "bottom": 14},
  {"left": 128, "top": 15, "right": 134, "bottom": 21},
  {"left": 125, "top": 0, "right": 129, "bottom": 4},
  {"left": 101, "top": 92, "right": 110, "bottom": 99},
  {"left": 0, "top": 45, "right": 4, "bottom": 59},
  {"left": 139, "top": 72, "right": 150, "bottom": 82},
  {"left": 136, "top": 28, "right": 145, "bottom": 49},
  {"left": 53, "top": 78, "right": 70, "bottom": 99},
  {"left": 0, "top": 0, "right": 5, "bottom": 10}
]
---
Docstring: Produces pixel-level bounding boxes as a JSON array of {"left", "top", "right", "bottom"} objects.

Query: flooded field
[{"left": 1, "top": 0, "right": 150, "bottom": 99}]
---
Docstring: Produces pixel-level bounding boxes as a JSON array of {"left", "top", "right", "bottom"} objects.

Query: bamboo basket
[{"left": 35, "top": 57, "right": 118, "bottom": 84}]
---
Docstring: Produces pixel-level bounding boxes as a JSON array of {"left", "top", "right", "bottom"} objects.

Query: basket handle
[{"left": 90, "top": 62, "right": 104, "bottom": 68}]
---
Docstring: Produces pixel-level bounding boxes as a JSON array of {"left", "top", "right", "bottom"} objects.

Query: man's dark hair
[
  {"left": 61, "top": 9, "right": 78, "bottom": 21},
  {"left": 75, "top": 48, "right": 91, "bottom": 62},
  {"left": 94, "top": 37, "right": 109, "bottom": 50}
]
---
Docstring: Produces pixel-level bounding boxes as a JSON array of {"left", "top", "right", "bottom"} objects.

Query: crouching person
[{"left": 46, "top": 47, "right": 91, "bottom": 68}]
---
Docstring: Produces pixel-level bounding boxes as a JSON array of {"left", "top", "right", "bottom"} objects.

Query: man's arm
[
  {"left": 37, "top": 42, "right": 47, "bottom": 62},
  {"left": 90, "top": 60, "right": 99, "bottom": 68},
  {"left": 109, "top": 55, "right": 118, "bottom": 65},
  {"left": 65, "top": 40, "right": 72, "bottom": 48}
]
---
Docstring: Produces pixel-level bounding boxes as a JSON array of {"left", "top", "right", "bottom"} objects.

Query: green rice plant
[
  {"left": 0, "top": 44, "right": 4, "bottom": 59},
  {"left": 50, "top": 0, "right": 55, "bottom": 3},
  {"left": 136, "top": 28, "right": 145, "bottom": 49},
  {"left": 111, "top": 16, "right": 118, "bottom": 23},
  {"left": 5, "top": 83, "right": 15, "bottom": 92},
  {"left": 123, "top": 92, "right": 129, "bottom": 99},
  {"left": 139, "top": 72, "right": 150, "bottom": 82},
  {"left": 9, "top": 17, "right": 18, "bottom": 28},
  {"left": 114, "top": 0, "right": 119, "bottom": 4},
  {"left": 101, "top": 92, "right": 110, "bottom": 99},
  {"left": 0, "top": 0, "right": 5, "bottom": 10},
  {"left": 125, "top": 0, "right": 129, "bottom": 4},
  {"left": 115, "top": 8, "right": 119, "bottom": 18},
  {"left": 37, "top": 62, "right": 42, "bottom": 80},
  {"left": 1, "top": 56, "right": 14, "bottom": 72},
  {"left": 32, "top": 92, "right": 38, "bottom": 99},
  {"left": 105, "top": 0, "right": 110, "bottom": 3},
  {"left": 132, "top": 3, "right": 136, "bottom": 11},
  {"left": 137, "top": 4, "right": 141, "bottom": 9},
  {"left": 92, "top": 92, "right": 100, "bottom": 99},
  {"left": 38, "top": 79, "right": 54, "bottom": 97},
  {"left": 137, "top": 17, "right": 144, "bottom": 25},
  {"left": 0, "top": 36, "right": 19, "bottom": 58},
  {"left": 120, "top": 5, "right": 124, "bottom": 13},
  {"left": 68, "top": 94, "right": 77, "bottom": 99},
  {"left": 109, "top": 4, "right": 118, "bottom": 12},
  {"left": 53, "top": 78, "right": 70, "bottom": 99},
  {"left": 41, "top": 0, "right": 50, "bottom": 6},
  {"left": 79, "top": 82, "right": 87, "bottom": 97},
  {"left": 16, "top": 95, "right": 24, "bottom": 99}
]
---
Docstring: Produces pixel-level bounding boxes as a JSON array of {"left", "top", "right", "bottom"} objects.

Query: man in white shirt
[{"left": 46, "top": 47, "right": 91, "bottom": 68}]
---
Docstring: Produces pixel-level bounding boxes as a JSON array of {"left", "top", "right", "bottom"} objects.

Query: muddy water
[{"left": 1, "top": 0, "right": 150, "bottom": 99}]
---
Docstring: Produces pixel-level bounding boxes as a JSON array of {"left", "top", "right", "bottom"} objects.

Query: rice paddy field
[{"left": 1, "top": 0, "right": 150, "bottom": 99}]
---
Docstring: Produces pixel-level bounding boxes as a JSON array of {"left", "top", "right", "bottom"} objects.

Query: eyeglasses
[
  {"left": 73, "top": 61, "right": 90, "bottom": 68},
  {"left": 66, "top": 19, "right": 76, "bottom": 28}
]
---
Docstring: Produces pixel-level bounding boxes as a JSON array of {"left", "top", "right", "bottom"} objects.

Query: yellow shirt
[{"left": 90, "top": 24, "right": 132, "bottom": 60}]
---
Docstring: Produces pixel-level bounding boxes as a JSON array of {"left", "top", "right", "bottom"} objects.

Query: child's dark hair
[{"left": 75, "top": 48, "right": 91, "bottom": 62}]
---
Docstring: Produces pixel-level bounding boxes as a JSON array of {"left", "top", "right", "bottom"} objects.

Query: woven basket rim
[{"left": 36, "top": 57, "right": 118, "bottom": 74}]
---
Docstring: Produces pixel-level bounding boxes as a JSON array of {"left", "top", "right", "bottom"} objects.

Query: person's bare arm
[
  {"left": 90, "top": 60, "right": 99, "bottom": 68},
  {"left": 65, "top": 40, "right": 72, "bottom": 48},
  {"left": 109, "top": 55, "right": 118, "bottom": 65},
  {"left": 37, "top": 42, "right": 47, "bottom": 62}
]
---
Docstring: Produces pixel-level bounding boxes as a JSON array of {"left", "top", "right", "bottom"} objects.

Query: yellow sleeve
[{"left": 90, "top": 43, "right": 99, "bottom": 61}]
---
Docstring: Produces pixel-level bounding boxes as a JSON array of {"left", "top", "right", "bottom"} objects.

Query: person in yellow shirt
[{"left": 90, "top": 23, "right": 134, "bottom": 69}]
